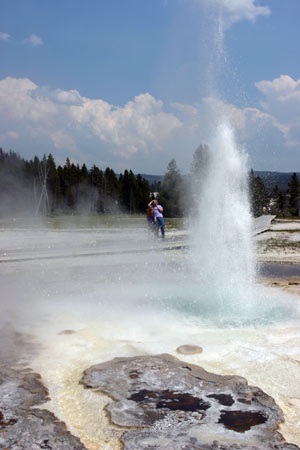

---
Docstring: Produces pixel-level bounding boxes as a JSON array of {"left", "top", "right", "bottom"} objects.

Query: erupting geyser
[
  {"left": 2, "top": 2, "right": 300, "bottom": 448},
  {"left": 188, "top": 120, "right": 256, "bottom": 323}
]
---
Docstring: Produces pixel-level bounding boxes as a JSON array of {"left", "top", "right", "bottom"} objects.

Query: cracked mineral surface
[
  {"left": 0, "top": 327, "right": 87, "bottom": 450},
  {"left": 80, "top": 354, "right": 300, "bottom": 450},
  {"left": 0, "top": 365, "right": 87, "bottom": 450}
]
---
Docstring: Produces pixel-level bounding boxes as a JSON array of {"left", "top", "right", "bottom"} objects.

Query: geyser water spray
[
  {"left": 189, "top": 120, "right": 256, "bottom": 316},
  {"left": 181, "top": 2, "right": 258, "bottom": 322}
]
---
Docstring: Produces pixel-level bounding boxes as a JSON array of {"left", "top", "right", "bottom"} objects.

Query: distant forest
[
  {"left": 0, "top": 146, "right": 300, "bottom": 218},
  {"left": 143, "top": 171, "right": 300, "bottom": 193},
  {"left": 0, "top": 148, "right": 151, "bottom": 216}
]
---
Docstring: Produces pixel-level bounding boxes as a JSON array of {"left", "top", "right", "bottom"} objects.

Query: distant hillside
[
  {"left": 141, "top": 174, "right": 163, "bottom": 184},
  {"left": 142, "top": 171, "right": 299, "bottom": 192},
  {"left": 142, "top": 170, "right": 300, "bottom": 191},
  {"left": 254, "top": 171, "right": 300, "bottom": 191}
]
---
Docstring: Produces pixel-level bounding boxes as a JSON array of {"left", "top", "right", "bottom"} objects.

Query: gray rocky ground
[
  {"left": 256, "top": 218, "right": 300, "bottom": 265},
  {"left": 81, "top": 354, "right": 299, "bottom": 450},
  {"left": 0, "top": 328, "right": 87, "bottom": 449},
  {"left": 0, "top": 365, "right": 86, "bottom": 450}
]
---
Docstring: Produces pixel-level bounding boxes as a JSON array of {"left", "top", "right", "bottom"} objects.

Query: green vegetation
[
  {"left": 0, "top": 147, "right": 187, "bottom": 219},
  {"left": 249, "top": 170, "right": 300, "bottom": 219},
  {"left": 0, "top": 149, "right": 150, "bottom": 217},
  {"left": 249, "top": 169, "right": 270, "bottom": 217},
  {"left": 1, "top": 146, "right": 299, "bottom": 220},
  {"left": 157, "top": 159, "right": 183, "bottom": 217}
]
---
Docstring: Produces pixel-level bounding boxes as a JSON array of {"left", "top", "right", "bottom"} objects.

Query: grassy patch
[
  {"left": 260, "top": 237, "right": 300, "bottom": 252},
  {"left": 165, "top": 217, "right": 185, "bottom": 230}
]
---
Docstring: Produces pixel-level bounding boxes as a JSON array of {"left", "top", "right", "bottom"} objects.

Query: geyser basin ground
[{"left": 1, "top": 217, "right": 300, "bottom": 449}]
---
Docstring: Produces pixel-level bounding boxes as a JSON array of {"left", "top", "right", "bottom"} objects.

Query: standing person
[
  {"left": 153, "top": 199, "right": 165, "bottom": 238},
  {"left": 147, "top": 200, "right": 156, "bottom": 232}
]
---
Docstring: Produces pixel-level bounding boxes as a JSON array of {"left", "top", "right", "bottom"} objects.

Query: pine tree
[
  {"left": 102, "top": 167, "right": 118, "bottom": 213},
  {"left": 136, "top": 174, "right": 150, "bottom": 213},
  {"left": 159, "top": 159, "right": 182, "bottom": 217},
  {"left": 288, "top": 173, "right": 300, "bottom": 215},
  {"left": 119, "top": 170, "right": 130, "bottom": 212},
  {"left": 46, "top": 154, "right": 57, "bottom": 212},
  {"left": 0, "top": 149, "right": 156, "bottom": 216},
  {"left": 89, "top": 165, "right": 103, "bottom": 212},
  {"left": 248, "top": 169, "right": 270, "bottom": 217}
]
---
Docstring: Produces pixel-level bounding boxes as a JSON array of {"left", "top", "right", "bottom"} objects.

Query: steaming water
[
  {"left": 189, "top": 122, "right": 256, "bottom": 325},
  {"left": 1, "top": 218, "right": 300, "bottom": 448},
  {"left": 2, "top": 91, "right": 299, "bottom": 449},
  {"left": 2, "top": 7, "right": 300, "bottom": 450}
]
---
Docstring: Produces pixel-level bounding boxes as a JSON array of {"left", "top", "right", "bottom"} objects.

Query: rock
[
  {"left": 58, "top": 329, "right": 77, "bottom": 335},
  {"left": 0, "top": 366, "right": 87, "bottom": 449},
  {"left": 176, "top": 344, "right": 203, "bottom": 355},
  {"left": 80, "top": 354, "right": 299, "bottom": 450}
]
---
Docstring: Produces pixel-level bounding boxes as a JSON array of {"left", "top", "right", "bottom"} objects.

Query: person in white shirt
[{"left": 153, "top": 199, "right": 165, "bottom": 238}]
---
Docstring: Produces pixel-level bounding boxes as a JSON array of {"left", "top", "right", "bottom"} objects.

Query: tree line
[
  {"left": 155, "top": 145, "right": 300, "bottom": 219},
  {"left": 248, "top": 169, "right": 300, "bottom": 217},
  {"left": 1, "top": 146, "right": 299, "bottom": 218},
  {"left": 0, "top": 148, "right": 150, "bottom": 216}
]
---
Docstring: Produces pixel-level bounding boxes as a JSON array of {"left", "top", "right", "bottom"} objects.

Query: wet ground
[
  {"left": 260, "top": 263, "right": 300, "bottom": 278},
  {"left": 1, "top": 215, "right": 300, "bottom": 449}
]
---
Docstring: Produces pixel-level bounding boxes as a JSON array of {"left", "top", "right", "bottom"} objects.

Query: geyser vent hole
[
  {"left": 218, "top": 410, "right": 267, "bottom": 432},
  {"left": 128, "top": 389, "right": 210, "bottom": 412}
]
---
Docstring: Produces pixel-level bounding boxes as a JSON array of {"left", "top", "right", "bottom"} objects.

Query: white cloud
[
  {"left": 0, "top": 74, "right": 298, "bottom": 172},
  {"left": 193, "top": 0, "right": 270, "bottom": 27},
  {"left": 0, "top": 77, "right": 57, "bottom": 122},
  {"left": 255, "top": 75, "right": 300, "bottom": 146},
  {"left": 172, "top": 74, "right": 300, "bottom": 156},
  {"left": 70, "top": 93, "right": 181, "bottom": 157},
  {"left": 0, "top": 32, "right": 10, "bottom": 41},
  {"left": 171, "top": 96, "right": 274, "bottom": 145},
  {"left": 51, "top": 129, "right": 77, "bottom": 152},
  {"left": 23, "top": 34, "right": 43, "bottom": 46},
  {"left": 167, "top": 96, "right": 287, "bottom": 172},
  {"left": 31, "top": 87, "right": 83, "bottom": 105},
  {"left": 0, "top": 77, "right": 181, "bottom": 160}
]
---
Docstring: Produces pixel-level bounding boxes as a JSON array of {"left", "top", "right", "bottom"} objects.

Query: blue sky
[{"left": 1, "top": 0, "right": 300, "bottom": 174}]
